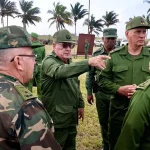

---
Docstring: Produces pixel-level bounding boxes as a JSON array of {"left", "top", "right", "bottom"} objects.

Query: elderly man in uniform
[
  {"left": 0, "top": 25, "right": 61, "bottom": 150},
  {"left": 28, "top": 32, "right": 45, "bottom": 99},
  {"left": 99, "top": 16, "right": 150, "bottom": 150},
  {"left": 40, "top": 29, "right": 110, "bottom": 150},
  {"left": 86, "top": 28, "right": 117, "bottom": 150}
]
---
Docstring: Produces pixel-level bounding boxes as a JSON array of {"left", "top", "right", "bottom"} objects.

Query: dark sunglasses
[
  {"left": 10, "top": 54, "right": 37, "bottom": 62},
  {"left": 59, "top": 43, "right": 75, "bottom": 49},
  {"left": 107, "top": 37, "right": 116, "bottom": 40}
]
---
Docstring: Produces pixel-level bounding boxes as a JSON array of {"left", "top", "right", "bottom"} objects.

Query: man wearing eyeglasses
[
  {"left": 41, "top": 29, "right": 111, "bottom": 150},
  {"left": 0, "top": 25, "right": 61, "bottom": 150}
]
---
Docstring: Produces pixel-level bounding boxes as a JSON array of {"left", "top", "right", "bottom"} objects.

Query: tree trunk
[
  {"left": 23, "top": 22, "right": 26, "bottom": 30},
  {"left": 88, "top": 0, "right": 90, "bottom": 34},
  {"left": 75, "top": 21, "right": 76, "bottom": 36},
  {"left": 7, "top": 15, "right": 8, "bottom": 27},
  {"left": 1, "top": 17, "right": 4, "bottom": 27}
]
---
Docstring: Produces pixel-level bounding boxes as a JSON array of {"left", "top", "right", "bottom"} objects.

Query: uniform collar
[
  {"left": 0, "top": 73, "right": 17, "bottom": 82},
  {"left": 119, "top": 45, "right": 150, "bottom": 56}
]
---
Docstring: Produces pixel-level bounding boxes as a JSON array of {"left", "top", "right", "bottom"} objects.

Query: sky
[{"left": 1, "top": 0, "right": 150, "bottom": 38}]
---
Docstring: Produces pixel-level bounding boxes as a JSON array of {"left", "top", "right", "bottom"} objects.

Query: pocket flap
[
  {"left": 142, "top": 65, "right": 149, "bottom": 73},
  {"left": 56, "top": 105, "right": 73, "bottom": 113},
  {"left": 113, "top": 66, "right": 128, "bottom": 72}
]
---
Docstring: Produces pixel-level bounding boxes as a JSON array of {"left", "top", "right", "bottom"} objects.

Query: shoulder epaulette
[
  {"left": 13, "top": 81, "right": 37, "bottom": 101},
  {"left": 110, "top": 46, "right": 125, "bottom": 54},
  {"left": 136, "top": 79, "right": 150, "bottom": 90}
]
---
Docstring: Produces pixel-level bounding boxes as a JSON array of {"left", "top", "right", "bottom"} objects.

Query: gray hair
[{"left": 0, "top": 48, "right": 31, "bottom": 66}]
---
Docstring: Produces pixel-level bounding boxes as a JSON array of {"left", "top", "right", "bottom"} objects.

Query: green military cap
[
  {"left": 31, "top": 32, "right": 38, "bottom": 38},
  {"left": 126, "top": 16, "right": 150, "bottom": 31},
  {"left": 0, "top": 26, "right": 43, "bottom": 50},
  {"left": 103, "top": 28, "right": 117, "bottom": 38},
  {"left": 53, "top": 29, "right": 75, "bottom": 44}
]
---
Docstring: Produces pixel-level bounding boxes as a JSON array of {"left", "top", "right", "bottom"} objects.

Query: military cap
[
  {"left": 103, "top": 28, "right": 117, "bottom": 38},
  {"left": 31, "top": 32, "right": 38, "bottom": 39},
  {"left": 53, "top": 29, "right": 75, "bottom": 44},
  {"left": 126, "top": 16, "right": 150, "bottom": 31},
  {"left": 0, "top": 26, "right": 43, "bottom": 50}
]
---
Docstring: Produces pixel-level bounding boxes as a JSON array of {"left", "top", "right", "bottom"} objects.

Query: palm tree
[
  {"left": 47, "top": 2, "right": 72, "bottom": 31},
  {"left": 0, "top": 0, "right": 19, "bottom": 27},
  {"left": 83, "top": 14, "right": 103, "bottom": 35},
  {"left": 143, "top": 15, "right": 150, "bottom": 24},
  {"left": 102, "top": 11, "right": 119, "bottom": 27},
  {"left": 17, "top": 0, "right": 41, "bottom": 30},
  {"left": 70, "top": 2, "right": 88, "bottom": 35}
]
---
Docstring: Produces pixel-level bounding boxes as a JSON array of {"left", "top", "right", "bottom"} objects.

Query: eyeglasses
[
  {"left": 106, "top": 37, "right": 116, "bottom": 40},
  {"left": 10, "top": 54, "right": 37, "bottom": 62},
  {"left": 58, "top": 43, "right": 75, "bottom": 49}
]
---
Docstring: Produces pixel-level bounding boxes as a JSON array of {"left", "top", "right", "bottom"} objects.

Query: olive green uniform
[
  {"left": 114, "top": 77, "right": 150, "bottom": 150},
  {"left": 99, "top": 45, "right": 150, "bottom": 150},
  {"left": 86, "top": 47, "right": 110, "bottom": 150},
  {"left": 28, "top": 40, "right": 45, "bottom": 99},
  {"left": 41, "top": 51, "right": 90, "bottom": 150}
]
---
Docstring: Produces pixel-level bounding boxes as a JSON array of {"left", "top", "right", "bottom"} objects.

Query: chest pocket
[
  {"left": 112, "top": 65, "right": 128, "bottom": 73},
  {"left": 112, "top": 66, "right": 129, "bottom": 84},
  {"left": 142, "top": 65, "right": 150, "bottom": 73}
]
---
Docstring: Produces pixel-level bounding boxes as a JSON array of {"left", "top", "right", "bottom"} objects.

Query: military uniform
[
  {"left": 86, "top": 47, "right": 110, "bottom": 150},
  {"left": 0, "top": 26, "right": 61, "bottom": 150},
  {"left": 99, "top": 16, "right": 150, "bottom": 150},
  {"left": 99, "top": 46, "right": 150, "bottom": 149},
  {"left": 41, "top": 29, "right": 92, "bottom": 150},
  {"left": 84, "top": 40, "right": 90, "bottom": 59},
  {"left": 114, "top": 77, "right": 150, "bottom": 150},
  {"left": 28, "top": 33, "right": 45, "bottom": 99},
  {"left": 86, "top": 28, "right": 117, "bottom": 150},
  {"left": 0, "top": 74, "right": 60, "bottom": 150}
]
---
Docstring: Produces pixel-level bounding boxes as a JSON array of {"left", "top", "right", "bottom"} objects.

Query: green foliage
[
  {"left": 102, "top": 11, "right": 119, "bottom": 27},
  {"left": 83, "top": 14, "right": 103, "bottom": 35},
  {"left": 47, "top": 2, "right": 73, "bottom": 31},
  {"left": 0, "top": 0, "right": 19, "bottom": 27},
  {"left": 17, "top": 0, "right": 41, "bottom": 29},
  {"left": 70, "top": 2, "right": 88, "bottom": 35}
]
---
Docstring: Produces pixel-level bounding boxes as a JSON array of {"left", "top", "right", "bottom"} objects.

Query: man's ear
[
  {"left": 13, "top": 56, "right": 23, "bottom": 71},
  {"left": 102, "top": 37, "right": 104, "bottom": 42},
  {"left": 125, "top": 31, "right": 129, "bottom": 39}
]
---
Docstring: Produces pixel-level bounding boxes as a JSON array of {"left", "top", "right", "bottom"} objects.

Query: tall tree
[
  {"left": 47, "top": 2, "right": 72, "bottom": 31},
  {"left": 83, "top": 14, "right": 103, "bottom": 35},
  {"left": 17, "top": 0, "right": 41, "bottom": 30},
  {"left": 70, "top": 2, "right": 88, "bottom": 35},
  {"left": 0, "top": 0, "right": 19, "bottom": 27},
  {"left": 143, "top": 15, "right": 150, "bottom": 24},
  {"left": 102, "top": 11, "right": 119, "bottom": 27}
]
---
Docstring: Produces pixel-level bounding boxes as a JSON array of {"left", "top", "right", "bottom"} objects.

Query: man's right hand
[
  {"left": 117, "top": 84, "right": 137, "bottom": 98},
  {"left": 88, "top": 55, "right": 111, "bottom": 70},
  {"left": 87, "top": 95, "right": 94, "bottom": 105}
]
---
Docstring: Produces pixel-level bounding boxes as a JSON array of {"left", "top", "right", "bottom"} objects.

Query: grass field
[{"left": 34, "top": 45, "right": 103, "bottom": 150}]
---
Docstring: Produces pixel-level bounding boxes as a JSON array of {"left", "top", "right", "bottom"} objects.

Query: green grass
[
  {"left": 33, "top": 47, "right": 102, "bottom": 150},
  {"left": 76, "top": 73, "right": 102, "bottom": 150}
]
